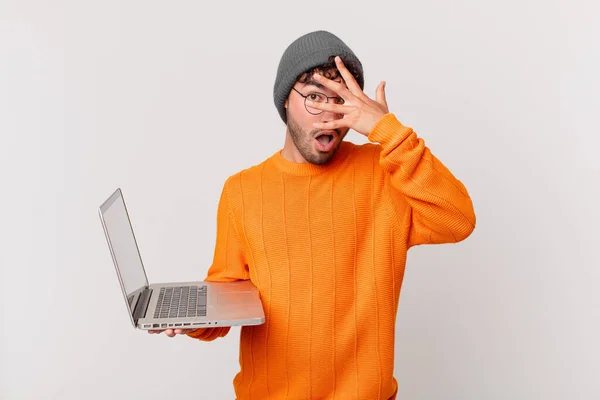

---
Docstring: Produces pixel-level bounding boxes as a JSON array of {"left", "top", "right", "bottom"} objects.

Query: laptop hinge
[{"left": 132, "top": 287, "right": 153, "bottom": 323}]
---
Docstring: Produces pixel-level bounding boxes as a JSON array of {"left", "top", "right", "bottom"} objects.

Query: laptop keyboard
[{"left": 153, "top": 285, "right": 207, "bottom": 319}]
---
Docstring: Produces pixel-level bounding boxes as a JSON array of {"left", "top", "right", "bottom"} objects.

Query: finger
[
  {"left": 305, "top": 100, "right": 353, "bottom": 115},
  {"left": 165, "top": 329, "right": 176, "bottom": 337},
  {"left": 334, "top": 56, "right": 364, "bottom": 97},
  {"left": 376, "top": 81, "right": 388, "bottom": 109},
  {"left": 174, "top": 328, "right": 191, "bottom": 335},
  {"left": 313, "top": 73, "right": 354, "bottom": 101},
  {"left": 313, "top": 119, "right": 351, "bottom": 131}
]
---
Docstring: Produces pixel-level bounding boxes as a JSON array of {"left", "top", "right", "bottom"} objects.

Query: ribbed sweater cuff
[{"left": 367, "top": 113, "right": 412, "bottom": 145}]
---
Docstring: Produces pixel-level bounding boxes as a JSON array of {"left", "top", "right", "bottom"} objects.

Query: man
[{"left": 150, "top": 30, "right": 476, "bottom": 400}]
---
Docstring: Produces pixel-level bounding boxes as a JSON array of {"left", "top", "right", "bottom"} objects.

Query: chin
[
  {"left": 310, "top": 157, "right": 331, "bottom": 165},
  {"left": 309, "top": 148, "right": 338, "bottom": 165}
]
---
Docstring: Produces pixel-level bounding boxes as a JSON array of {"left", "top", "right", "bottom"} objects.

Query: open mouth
[{"left": 314, "top": 130, "right": 337, "bottom": 151}]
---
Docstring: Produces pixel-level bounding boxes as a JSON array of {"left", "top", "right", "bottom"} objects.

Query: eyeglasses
[{"left": 291, "top": 87, "right": 345, "bottom": 115}]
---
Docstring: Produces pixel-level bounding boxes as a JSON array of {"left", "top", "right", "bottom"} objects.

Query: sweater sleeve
[
  {"left": 187, "top": 179, "right": 250, "bottom": 341},
  {"left": 367, "top": 113, "right": 476, "bottom": 247}
]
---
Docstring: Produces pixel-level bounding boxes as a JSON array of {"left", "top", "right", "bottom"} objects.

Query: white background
[{"left": 1, "top": 0, "right": 598, "bottom": 399}]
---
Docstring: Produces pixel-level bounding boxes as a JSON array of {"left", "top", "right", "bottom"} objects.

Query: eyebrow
[
  {"left": 302, "top": 80, "right": 327, "bottom": 90},
  {"left": 302, "top": 80, "right": 345, "bottom": 98}
]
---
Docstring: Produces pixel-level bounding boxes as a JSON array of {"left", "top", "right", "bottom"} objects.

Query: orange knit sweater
[{"left": 187, "top": 113, "right": 476, "bottom": 399}]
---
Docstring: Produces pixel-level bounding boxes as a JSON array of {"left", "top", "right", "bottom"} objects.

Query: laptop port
[
  {"left": 183, "top": 323, "right": 191, "bottom": 326},
  {"left": 175, "top": 323, "right": 182, "bottom": 327},
  {"left": 161, "top": 324, "right": 167, "bottom": 328},
  {"left": 153, "top": 324, "right": 159, "bottom": 328}
]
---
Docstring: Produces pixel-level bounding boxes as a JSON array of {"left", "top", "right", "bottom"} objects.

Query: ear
[{"left": 284, "top": 99, "right": 288, "bottom": 109}]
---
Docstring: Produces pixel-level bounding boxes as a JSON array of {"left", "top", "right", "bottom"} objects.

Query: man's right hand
[{"left": 148, "top": 328, "right": 199, "bottom": 337}]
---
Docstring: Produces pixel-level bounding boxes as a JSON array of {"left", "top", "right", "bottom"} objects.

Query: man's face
[{"left": 284, "top": 73, "right": 349, "bottom": 165}]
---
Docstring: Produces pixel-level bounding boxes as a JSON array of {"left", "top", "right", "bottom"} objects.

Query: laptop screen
[{"left": 99, "top": 189, "right": 149, "bottom": 314}]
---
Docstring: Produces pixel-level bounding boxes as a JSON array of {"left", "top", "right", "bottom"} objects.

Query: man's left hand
[{"left": 309, "top": 56, "right": 389, "bottom": 137}]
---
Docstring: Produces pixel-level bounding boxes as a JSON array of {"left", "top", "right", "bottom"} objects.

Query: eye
[
  {"left": 333, "top": 97, "right": 345, "bottom": 105},
  {"left": 308, "top": 93, "right": 326, "bottom": 102}
]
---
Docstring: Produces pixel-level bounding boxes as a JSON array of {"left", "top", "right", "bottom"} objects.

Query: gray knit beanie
[{"left": 273, "top": 30, "right": 364, "bottom": 124}]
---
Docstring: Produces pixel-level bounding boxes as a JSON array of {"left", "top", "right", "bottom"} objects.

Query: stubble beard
[{"left": 287, "top": 115, "right": 345, "bottom": 165}]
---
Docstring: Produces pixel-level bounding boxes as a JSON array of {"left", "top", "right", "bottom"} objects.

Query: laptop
[{"left": 99, "top": 188, "right": 265, "bottom": 330}]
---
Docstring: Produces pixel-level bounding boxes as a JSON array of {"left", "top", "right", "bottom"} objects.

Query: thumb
[{"left": 376, "top": 81, "right": 388, "bottom": 110}]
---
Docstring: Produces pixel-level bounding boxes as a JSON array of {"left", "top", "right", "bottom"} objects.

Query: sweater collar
[{"left": 269, "top": 141, "right": 354, "bottom": 176}]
